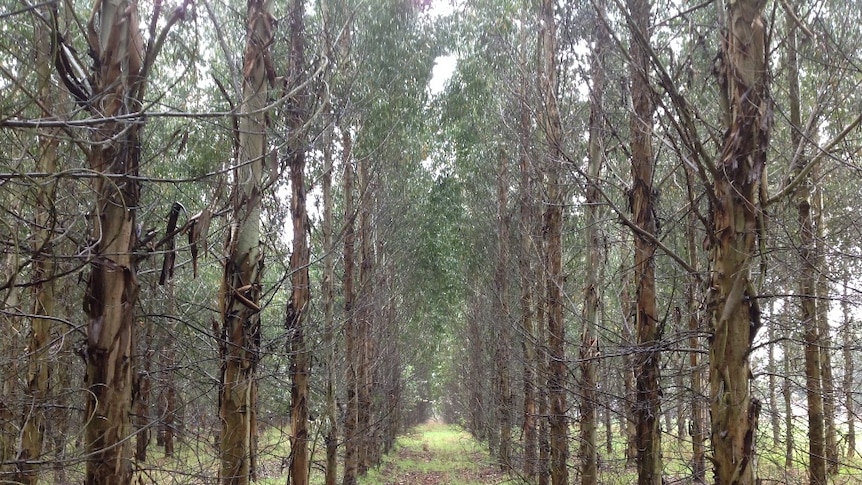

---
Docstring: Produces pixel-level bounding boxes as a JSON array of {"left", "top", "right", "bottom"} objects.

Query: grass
[{"left": 360, "top": 422, "right": 512, "bottom": 485}]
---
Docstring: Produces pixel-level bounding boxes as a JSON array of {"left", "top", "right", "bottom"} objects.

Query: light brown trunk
[
  {"left": 580, "top": 2, "right": 607, "bottom": 481},
  {"left": 539, "top": 0, "right": 567, "bottom": 482},
  {"left": 814, "top": 183, "right": 837, "bottom": 475},
  {"left": 163, "top": 276, "right": 177, "bottom": 458},
  {"left": 785, "top": 7, "right": 826, "bottom": 482},
  {"left": 218, "top": 0, "right": 272, "bottom": 482},
  {"left": 286, "top": 1, "right": 310, "bottom": 484},
  {"left": 494, "top": 150, "right": 512, "bottom": 471},
  {"left": 627, "top": 0, "right": 662, "bottom": 482},
  {"left": 707, "top": 2, "right": 769, "bottom": 483},
  {"left": 321, "top": 95, "right": 338, "bottom": 485},
  {"left": 843, "top": 270, "right": 856, "bottom": 458},
  {"left": 684, "top": 163, "right": 705, "bottom": 484},
  {"left": 621, "top": 261, "right": 638, "bottom": 467},
  {"left": 134, "top": 327, "right": 152, "bottom": 463},
  {"left": 356, "top": 149, "right": 374, "bottom": 474},
  {"left": 518, "top": 43, "right": 537, "bottom": 478},
  {"left": 783, "top": 335, "right": 794, "bottom": 469},
  {"left": 82, "top": 0, "right": 146, "bottom": 481},
  {"left": 15, "top": 11, "right": 58, "bottom": 483},
  {"left": 341, "top": 128, "right": 359, "bottom": 485}
]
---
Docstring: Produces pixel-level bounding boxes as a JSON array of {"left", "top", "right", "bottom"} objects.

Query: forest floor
[{"left": 360, "top": 422, "right": 512, "bottom": 485}]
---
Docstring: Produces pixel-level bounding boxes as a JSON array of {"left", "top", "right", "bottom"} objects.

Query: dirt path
[{"left": 364, "top": 423, "right": 510, "bottom": 485}]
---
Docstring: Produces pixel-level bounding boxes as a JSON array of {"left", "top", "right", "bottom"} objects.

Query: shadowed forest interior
[{"left": 2, "top": 0, "right": 862, "bottom": 484}]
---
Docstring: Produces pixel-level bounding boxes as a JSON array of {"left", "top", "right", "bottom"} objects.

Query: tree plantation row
[{"left": 1, "top": 0, "right": 862, "bottom": 484}]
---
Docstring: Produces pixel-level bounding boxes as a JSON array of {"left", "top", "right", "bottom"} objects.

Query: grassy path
[{"left": 360, "top": 422, "right": 511, "bottom": 485}]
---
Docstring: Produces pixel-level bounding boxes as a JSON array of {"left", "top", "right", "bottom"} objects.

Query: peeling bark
[{"left": 707, "top": 1, "right": 770, "bottom": 483}]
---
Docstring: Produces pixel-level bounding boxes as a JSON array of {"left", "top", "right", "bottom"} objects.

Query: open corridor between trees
[{"left": 3, "top": 0, "right": 862, "bottom": 484}]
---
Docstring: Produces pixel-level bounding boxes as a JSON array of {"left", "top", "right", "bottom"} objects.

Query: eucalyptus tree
[
  {"left": 579, "top": 1, "right": 608, "bottom": 482},
  {"left": 285, "top": 0, "right": 311, "bottom": 483},
  {"left": 783, "top": 3, "right": 826, "bottom": 481},
  {"left": 538, "top": 0, "right": 567, "bottom": 482},
  {"left": 624, "top": 0, "right": 662, "bottom": 481},
  {"left": 218, "top": 0, "right": 274, "bottom": 481},
  {"left": 14, "top": 7, "right": 59, "bottom": 483},
  {"left": 707, "top": 0, "right": 770, "bottom": 482}
]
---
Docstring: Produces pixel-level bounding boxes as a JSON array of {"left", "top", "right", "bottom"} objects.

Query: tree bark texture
[
  {"left": 580, "top": 2, "right": 607, "bottom": 481},
  {"left": 494, "top": 150, "right": 512, "bottom": 471},
  {"left": 82, "top": 0, "right": 146, "bottom": 481},
  {"left": 627, "top": 0, "right": 662, "bottom": 482},
  {"left": 785, "top": 7, "right": 826, "bottom": 482},
  {"left": 322, "top": 104, "right": 338, "bottom": 485},
  {"left": 707, "top": 1, "right": 769, "bottom": 483},
  {"left": 843, "top": 271, "right": 856, "bottom": 458},
  {"left": 286, "top": 1, "right": 310, "bottom": 484},
  {"left": 15, "top": 11, "right": 58, "bottom": 483},
  {"left": 684, "top": 164, "right": 706, "bottom": 484},
  {"left": 219, "top": 0, "right": 273, "bottom": 482},
  {"left": 341, "top": 128, "right": 359, "bottom": 485},
  {"left": 539, "top": 0, "right": 567, "bottom": 482},
  {"left": 518, "top": 52, "right": 537, "bottom": 480}
]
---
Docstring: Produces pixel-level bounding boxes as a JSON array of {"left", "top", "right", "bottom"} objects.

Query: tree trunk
[
  {"left": 82, "top": 0, "right": 146, "bottom": 481},
  {"left": 164, "top": 276, "right": 177, "bottom": 458},
  {"left": 580, "top": 2, "right": 607, "bottom": 481},
  {"left": 627, "top": 0, "right": 662, "bottom": 482},
  {"left": 621, "top": 261, "right": 638, "bottom": 467},
  {"left": 783, "top": 335, "right": 794, "bottom": 470},
  {"left": 814, "top": 183, "right": 837, "bottom": 475},
  {"left": 684, "top": 162, "right": 705, "bottom": 484},
  {"left": 536, "top": 228, "right": 549, "bottom": 485},
  {"left": 843, "top": 270, "right": 856, "bottom": 458},
  {"left": 518, "top": 53, "right": 537, "bottom": 481},
  {"left": 321, "top": 92, "right": 338, "bottom": 485},
  {"left": 707, "top": 1, "right": 769, "bottom": 483},
  {"left": 285, "top": 1, "right": 310, "bottom": 484},
  {"left": 134, "top": 327, "right": 152, "bottom": 463},
  {"left": 539, "top": 0, "right": 568, "bottom": 482},
  {"left": 341, "top": 127, "right": 359, "bottom": 485},
  {"left": 218, "top": 0, "right": 273, "bottom": 482},
  {"left": 767, "top": 305, "right": 780, "bottom": 444},
  {"left": 494, "top": 150, "right": 512, "bottom": 472},
  {"left": 785, "top": 7, "right": 826, "bottom": 482},
  {"left": 15, "top": 11, "right": 58, "bottom": 482},
  {"left": 356, "top": 147, "right": 374, "bottom": 474}
]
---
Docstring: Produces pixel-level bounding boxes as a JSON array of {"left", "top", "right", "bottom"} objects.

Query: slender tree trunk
[
  {"left": 536, "top": 231, "right": 550, "bottom": 485},
  {"left": 494, "top": 150, "right": 512, "bottom": 471},
  {"left": 580, "top": 2, "right": 607, "bottom": 481},
  {"left": 783, "top": 335, "right": 794, "bottom": 470},
  {"left": 321, "top": 96, "right": 338, "bottom": 485},
  {"left": 707, "top": 1, "right": 769, "bottom": 483},
  {"left": 767, "top": 305, "right": 780, "bottom": 444},
  {"left": 82, "top": 0, "right": 146, "bottom": 481},
  {"left": 814, "top": 183, "right": 837, "bottom": 475},
  {"left": 684, "top": 163, "right": 705, "bottom": 484},
  {"left": 785, "top": 7, "right": 826, "bottom": 482},
  {"left": 285, "top": 1, "right": 310, "bottom": 484},
  {"left": 164, "top": 276, "right": 177, "bottom": 458},
  {"left": 15, "top": 11, "right": 58, "bottom": 482},
  {"left": 843, "top": 270, "right": 856, "bottom": 458},
  {"left": 539, "top": 0, "right": 568, "bottom": 482},
  {"left": 341, "top": 128, "right": 359, "bottom": 485},
  {"left": 219, "top": 0, "right": 273, "bottom": 482},
  {"left": 356, "top": 148, "right": 374, "bottom": 474},
  {"left": 627, "top": 0, "right": 662, "bottom": 482},
  {"left": 621, "top": 260, "right": 638, "bottom": 467},
  {"left": 135, "top": 324, "right": 152, "bottom": 463},
  {"left": 518, "top": 61, "right": 537, "bottom": 482}
]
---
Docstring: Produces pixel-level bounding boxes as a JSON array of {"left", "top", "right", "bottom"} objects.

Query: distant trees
[{"left": 4, "top": 0, "right": 862, "bottom": 484}]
